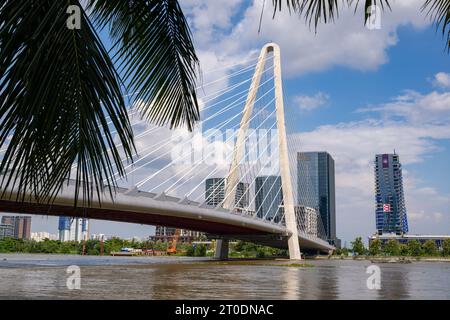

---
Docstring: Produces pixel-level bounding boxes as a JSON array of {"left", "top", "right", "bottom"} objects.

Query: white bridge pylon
[{"left": 223, "top": 43, "right": 302, "bottom": 260}]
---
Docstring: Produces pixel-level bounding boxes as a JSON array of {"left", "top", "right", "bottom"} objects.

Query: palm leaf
[
  {"left": 351, "top": 0, "right": 391, "bottom": 26},
  {"left": 88, "top": 0, "right": 200, "bottom": 131},
  {"left": 0, "top": 0, "right": 135, "bottom": 205},
  {"left": 422, "top": 0, "right": 450, "bottom": 52},
  {"left": 271, "top": 1, "right": 391, "bottom": 29}
]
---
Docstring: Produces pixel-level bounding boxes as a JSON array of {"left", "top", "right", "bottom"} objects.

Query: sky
[{"left": 7, "top": 0, "right": 449, "bottom": 245}]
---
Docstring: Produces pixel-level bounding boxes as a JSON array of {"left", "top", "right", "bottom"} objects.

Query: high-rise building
[
  {"left": 152, "top": 226, "right": 204, "bottom": 243},
  {"left": 374, "top": 153, "right": 408, "bottom": 235},
  {"left": 91, "top": 234, "right": 108, "bottom": 241},
  {"left": 0, "top": 223, "right": 14, "bottom": 239},
  {"left": 297, "top": 152, "right": 338, "bottom": 246},
  {"left": 1, "top": 216, "right": 31, "bottom": 240},
  {"left": 295, "top": 206, "right": 318, "bottom": 237},
  {"left": 255, "top": 176, "right": 283, "bottom": 221},
  {"left": 58, "top": 217, "right": 89, "bottom": 242},
  {"left": 31, "top": 232, "right": 57, "bottom": 242},
  {"left": 205, "top": 178, "right": 249, "bottom": 209}
]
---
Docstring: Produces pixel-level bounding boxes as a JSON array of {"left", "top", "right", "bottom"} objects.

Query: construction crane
[{"left": 167, "top": 229, "right": 181, "bottom": 255}]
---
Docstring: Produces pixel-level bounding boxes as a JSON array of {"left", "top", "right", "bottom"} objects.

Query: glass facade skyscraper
[
  {"left": 297, "top": 152, "right": 337, "bottom": 245},
  {"left": 255, "top": 176, "right": 283, "bottom": 221},
  {"left": 374, "top": 153, "right": 408, "bottom": 235},
  {"left": 58, "top": 217, "right": 89, "bottom": 242}
]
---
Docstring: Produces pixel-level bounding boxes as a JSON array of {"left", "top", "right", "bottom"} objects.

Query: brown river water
[{"left": 0, "top": 254, "right": 448, "bottom": 299}]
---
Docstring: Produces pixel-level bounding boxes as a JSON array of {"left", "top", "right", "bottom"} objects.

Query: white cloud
[
  {"left": 184, "top": 0, "right": 430, "bottom": 78},
  {"left": 433, "top": 72, "right": 450, "bottom": 89},
  {"left": 293, "top": 92, "right": 329, "bottom": 112},
  {"left": 409, "top": 211, "right": 444, "bottom": 223},
  {"left": 357, "top": 90, "right": 450, "bottom": 124}
]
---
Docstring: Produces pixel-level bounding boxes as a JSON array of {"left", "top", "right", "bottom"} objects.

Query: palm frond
[
  {"left": 88, "top": 0, "right": 200, "bottom": 131},
  {"left": 271, "top": 1, "right": 391, "bottom": 29},
  {"left": 272, "top": 0, "right": 342, "bottom": 29},
  {"left": 0, "top": 0, "right": 135, "bottom": 205},
  {"left": 422, "top": 0, "right": 450, "bottom": 52},
  {"left": 351, "top": 0, "right": 391, "bottom": 26}
]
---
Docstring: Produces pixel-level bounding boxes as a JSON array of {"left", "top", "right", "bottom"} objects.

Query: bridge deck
[{"left": 0, "top": 180, "right": 334, "bottom": 253}]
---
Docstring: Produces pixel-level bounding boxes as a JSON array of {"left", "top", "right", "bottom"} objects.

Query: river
[{"left": 0, "top": 254, "right": 448, "bottom": 299}]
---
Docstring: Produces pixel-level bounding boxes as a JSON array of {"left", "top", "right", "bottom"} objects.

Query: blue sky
[{"left": 17, "top": 0, "right": 449, "bottom": 245}]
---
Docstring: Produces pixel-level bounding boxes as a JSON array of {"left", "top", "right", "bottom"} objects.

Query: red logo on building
[{"left": 383, "top": 204, "right": 391, "bottom": 212}]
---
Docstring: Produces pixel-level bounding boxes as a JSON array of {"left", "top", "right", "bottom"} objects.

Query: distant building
[
  {"left": 0, "top": 224, "right": 14, "bottom": 239},
  {"left": 31, "top": 232, "right": 57, "bottom": 242},
  {"left": 295, "top": 206, "right": 318, "bottom": 237},
  {"left": 255, "top": 176, "right": 283, "bottom": 221},
  {"left": 297, "top": 152, "right": 339, "bottom": 247},
  {"left": 205, "top": 178, "right": 249, "bottom": 209},
  {"left": 374, "top": 153, "right": 408, "bottom": 235},
  {"left": 1, "top": 216, "right": 31, "bottom": 240},
  {"left": 369, "top": 234, "right": 450, "bottom": 251},
  {"left": 91, "top": 234, "right": 107, "bottom": 241},
  {"left": 58, "top": 217, "right": 89, "bottom": 242},
  {"left": 151, "top": 226, "right": 204, "bottom": 243}
]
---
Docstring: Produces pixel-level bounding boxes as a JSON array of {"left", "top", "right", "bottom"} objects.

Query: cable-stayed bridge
[{"left": 0, "top": 43, "right": 334, "bottom": 259}]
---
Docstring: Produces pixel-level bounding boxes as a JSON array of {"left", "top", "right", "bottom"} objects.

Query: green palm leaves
[
  {"left": 88, "top": 0, "right": 200, "bottom": 130},
  {"left": 423, "top": 0, "right": 450, "bottom": 52},
  {"left": 272, "top": 0, "right": 390, "bottom": 27},
  {"left": 0, "top": 0, "right": 199, "bottom": 205}
]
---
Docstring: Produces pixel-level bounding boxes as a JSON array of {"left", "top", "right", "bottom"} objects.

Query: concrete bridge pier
[{"left": 214, "top": 239, "right": 229, "bottom": 260}]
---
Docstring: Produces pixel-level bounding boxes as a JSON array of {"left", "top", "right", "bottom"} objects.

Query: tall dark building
[
  {"left": 374, "top": 153, "right": 408, "bottom": 235},
  {"left": 1, "top": 216, "right": 31, "bottom": 240},
  {"left": 255, "top": 176, "right": 283, "bottom": 221},
  {"left": 297, "top": 152, "right": 338, "bottom": 246}
]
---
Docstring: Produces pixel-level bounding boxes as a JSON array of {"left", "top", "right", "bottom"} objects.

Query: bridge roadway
[{"left": 0, "top": 179, "right": 334, "bottom": 253}]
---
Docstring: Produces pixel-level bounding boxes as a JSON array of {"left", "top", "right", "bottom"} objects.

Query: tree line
[
  {"left": 0, "top": 237, "right": 176, "bottom": 255},
  {"left": 0, "top": 237, "right": 286, "bottom": 258},
  {"left": 335, "top": 237, "right": 450, "bottom": 257}
]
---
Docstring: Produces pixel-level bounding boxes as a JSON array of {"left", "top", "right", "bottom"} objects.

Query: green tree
[
  {"left": 407, "top": 240, "right": 422, "bottom": 256},
  {"left": 194, "top": 244, "right": 206, "bottom": 257},
  {"left": 351, "top": 237, "right": 366, "bottom": 256},
  {"left": 442, "top": 239, "right": 450, "bottom": 256},
  {"left": 186, "top": 245, "right": 195, "bottom": 257},
  {"left": 1, "top": 0, "right": 448, "bottom": 204},
  {"left": 369, "top": 239, "right": 382, "bottom": 256},
  {"left": 422, "top": 240, "right": 438, "bottom": 256},
  {"left": 340, "top": 247, "right": 350, "bottom": 256},
  {"left": 383, "top": 240, "right": 400, "bottom": 256},
  {"left": 399, "top": 244, "right": 408, "bottom": 256}
]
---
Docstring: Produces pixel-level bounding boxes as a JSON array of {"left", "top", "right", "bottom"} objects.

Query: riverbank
[{"left": 312, "top": 255, "right": 450, "bottom": 263}]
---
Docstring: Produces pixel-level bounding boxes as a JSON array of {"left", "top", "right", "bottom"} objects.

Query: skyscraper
[
  {"left": 374, "top": 153, "right": 408, "bottom": 235},
  {"left": 295, "top": 206, "right": 318, "bottom": 237},
  {"left": 205, "top": 178, "right": 249, "bottom": 209},
  {"left": 58, "top": 217, "right": 89, "bottom": 242},
  {"left": 0, "top": 223, "right": 14, "bottom": 240},
  {"left": 1, "top": 216, "right": 31, "bottom": 240},
  {"left": 255, "top": 176, "right": 283, "bottom": 221},
  {"left": 297, "top": 152, "right": 338, "bottom": 246}
]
